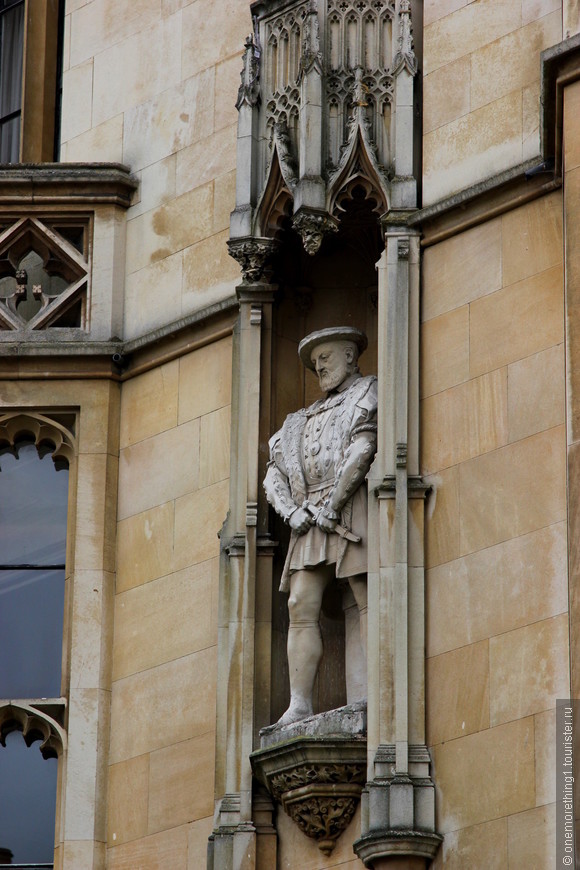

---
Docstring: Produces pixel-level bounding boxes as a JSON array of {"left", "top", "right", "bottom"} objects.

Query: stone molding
[
  {"left": 0, "top": 163, "right": 137, "bottom": 348},
  {"left": 0, "top": 163, "right": 137, "bottom": 206},
  {"left": 354, "top": 830, "right": 443, "bottom": 866},
  {"left": 411, "top": 34, "right": 580, "bottom": 246}
]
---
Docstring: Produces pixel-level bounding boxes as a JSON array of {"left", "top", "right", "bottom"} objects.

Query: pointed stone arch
[
  {"left": 0, "top": 702, "right": 66, "bottom": 760},
  {"left": 327, "top": 76, "right": 390, "bottom": 219},
  {"left": 0, "top": 411, "right": 76, "bottom": 470},
  {"left": 256, "top": 125, "right": 297, "bottom": 238}
]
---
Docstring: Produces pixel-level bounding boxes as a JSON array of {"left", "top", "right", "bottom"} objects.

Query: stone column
[
  {"left": 354, "top": 222, "right": 441, "bottom": 868},
  {"left": 210, "top": 281, "right": 277, "bottom": 870}
]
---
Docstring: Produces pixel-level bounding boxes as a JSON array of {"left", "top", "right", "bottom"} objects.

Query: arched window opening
[
  {"left": 0, "top": 440, "right": 68, "bottom": 699},
  {"left": 0, "top": 426, "right": 70, "bottom": 869},
  {"left": 0, "top": 729, "right": 57, "bottom": 865}
]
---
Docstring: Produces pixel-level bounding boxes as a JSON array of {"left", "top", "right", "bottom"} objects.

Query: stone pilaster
[
  {"left": 210, "top": 282, "right": 276, "bottom": 870},
  {"left": 355, "top": 222, "right": 441, "bottom": 868}
]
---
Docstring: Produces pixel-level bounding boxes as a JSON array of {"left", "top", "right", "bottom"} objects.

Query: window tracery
[{"left": 0, "top": 217, "right": 89, "bottom": 330}]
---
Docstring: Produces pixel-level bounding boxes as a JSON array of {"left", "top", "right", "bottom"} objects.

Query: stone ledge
[
  {"left": 0, "top": 163, "right": 137, "bottom": 207},
  {"left": 259, "top": 701, "right": 366, "bottom": 748}
]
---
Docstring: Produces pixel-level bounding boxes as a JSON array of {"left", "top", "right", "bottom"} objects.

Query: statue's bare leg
[
  {"left": 344, "top": 575, "right": 367, "bottom": 704},
  {"left": 277, "top": 565, "right": 332, "bottom": 726}
]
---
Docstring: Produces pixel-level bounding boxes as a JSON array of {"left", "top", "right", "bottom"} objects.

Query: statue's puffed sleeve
[
  {"left": 264, "top": 431, "right": 299, "bottom": 522},
  {"left": 324, "top": 377, "right": 378, "bottom": 517}
]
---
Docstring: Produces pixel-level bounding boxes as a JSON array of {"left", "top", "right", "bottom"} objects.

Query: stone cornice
[
  {"left": 412, "top": 33, "right": 580, "bottom": 246},
  {"left": 410, "top": 158, "right": 560, "bottom": 247},
  {"left": 0, "top": 163, "right": 138, "bottom": 207},
  {"left": 541, "top": 32, "right": 580, "bottom": 178}
]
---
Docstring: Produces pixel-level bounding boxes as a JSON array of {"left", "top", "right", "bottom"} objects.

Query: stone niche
[{"left": 251, "top": 702, "right": 367, "bottom": 855}]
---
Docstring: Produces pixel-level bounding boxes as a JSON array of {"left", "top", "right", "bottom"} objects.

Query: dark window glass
[
  {"left": 0, "top": 567, "right": 65, "bottom": 698},
  {"left": 0, "top": 0, "right": 24, "bottom": 163},
  {"left": 0, "top": 443, "right": 68, "bottom": 698},
  {"left": 0, "top": 443, "right": 68, "bottom": 567},
  {"left": 53, "top": 0, "right": 65, "bottom": 161},
  {"left": 0, "top": 730, "right": 58, "bottom": 863}
]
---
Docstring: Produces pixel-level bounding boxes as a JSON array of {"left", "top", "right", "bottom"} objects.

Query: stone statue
[{"left": 264, "top": 327, "right": 377, "bottom": 726}]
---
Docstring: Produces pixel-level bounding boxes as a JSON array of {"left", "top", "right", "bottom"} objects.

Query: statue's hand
[
  {"left": 289, "top": 507, "right": 315, "bottom": 534},
  {"left": 317, "top": 511, "right": 337, "bottom": 534}
]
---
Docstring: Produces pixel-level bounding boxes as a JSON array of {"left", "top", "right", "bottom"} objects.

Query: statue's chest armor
[{"left": 302, "top": 405, "right": 340, "bottom": 485}]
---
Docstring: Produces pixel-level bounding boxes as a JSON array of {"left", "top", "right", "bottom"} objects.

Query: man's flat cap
[{"left": 298, "top": 326, "right": 368, "bottom": 371}]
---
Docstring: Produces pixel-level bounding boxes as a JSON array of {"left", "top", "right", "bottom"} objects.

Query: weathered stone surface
[{"left": 259, "top": 702, "right": 367, "bottom": 749}]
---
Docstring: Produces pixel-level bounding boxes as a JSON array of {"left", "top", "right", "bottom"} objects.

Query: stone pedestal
[{"left": 251, "top": 704, "right": 367, "bottom": 856}]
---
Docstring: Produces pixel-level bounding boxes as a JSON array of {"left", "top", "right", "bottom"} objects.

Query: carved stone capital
[
  {"left": 227, "top": 236, "right": 280, "bottom": 283},
  {"left": 292, "top": 210, "right": 338, "bottom": 255}
]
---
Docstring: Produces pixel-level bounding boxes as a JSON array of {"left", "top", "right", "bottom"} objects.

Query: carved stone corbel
[
  {"left": 251, "top": 705, "right": 367, "bottom": 856},
  {"left": 227, "top": 236, "right": 280, "bottom": 282},
  {"left": 292, "top": 209, "right": 338, "bottom": 255}
]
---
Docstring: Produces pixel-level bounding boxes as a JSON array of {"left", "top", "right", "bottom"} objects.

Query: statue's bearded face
[{"left": 311, "top": 341, "right": 356, "bottom": 392}]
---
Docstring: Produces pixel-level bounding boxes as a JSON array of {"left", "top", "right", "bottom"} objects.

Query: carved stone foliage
[
  {"left": 0, "top": 217, "right": 89, "bottom": 330},
  {"left": 251, "top": 735, "right": 366, "bottom": 855},
  {"left": 227, "top": 236, "right": 281, "bottom": 283}
]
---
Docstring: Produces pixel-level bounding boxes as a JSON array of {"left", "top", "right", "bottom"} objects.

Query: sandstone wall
[
  {"left": 60, "top": 0, "right": 246, "bottom": 338},
  {"left": 106, "top": 337, "right": 232, "bottom": 867},
  {"left": 423, "top": 1, "right": 562, "bottom": 204},
  {"left": 422, "top": 192, "right": 567, "bottom": 867}
]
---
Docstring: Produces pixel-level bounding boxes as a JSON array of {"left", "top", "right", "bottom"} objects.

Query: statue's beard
[{"left": 318, "top": 369, "right": 347, "bottom": 392}]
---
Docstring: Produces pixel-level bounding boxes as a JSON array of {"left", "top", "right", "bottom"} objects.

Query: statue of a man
[{"left": 264, "top": 327, "right": 377, "bottom": 726}]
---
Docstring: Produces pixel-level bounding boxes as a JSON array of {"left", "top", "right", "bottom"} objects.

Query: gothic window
[
  {"left": 0, "top": 415, "right": 72, "bottom": 867},
  {"left": 0, "top": 0, "right": 64, "bottom": 164},
  {"left": 0, "top": 0, "right": 24, "bottom": 163}
]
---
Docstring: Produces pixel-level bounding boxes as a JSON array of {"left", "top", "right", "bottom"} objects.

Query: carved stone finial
[
  {"left": 392, "top": 0, "right": 417, "bottom": 76},
  {"left": 227, "top": 236, "right": 280, "bottom": 283},
  {"left": 292, "top": 210, "right": 338, "bottom": 255},
  {"left": 236, "top": 33, "right": 260, "bottom": 111},
  {"left": 299, "top": 0, "right": 322, "bottom": 78}
]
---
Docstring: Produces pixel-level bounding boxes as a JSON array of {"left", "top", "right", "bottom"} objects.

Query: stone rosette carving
[
  {"left": 251, "top": 721, "right": 367, "bottom": 855},
  {"left": 292, "top": 210, "right": 338, "bottom": 255},
  {"left": 227, "top": 236, "right": 280, "bottom": 282}
]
